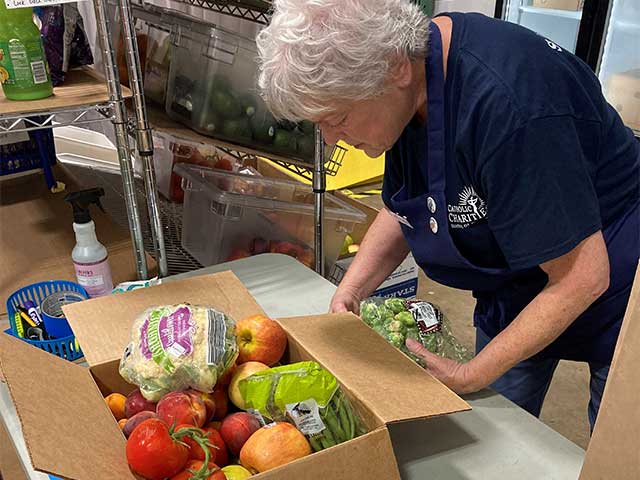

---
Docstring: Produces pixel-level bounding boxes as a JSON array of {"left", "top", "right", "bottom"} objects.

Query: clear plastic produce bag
[
  {"left": 119, "top": 304, "right": 238, "bottom": 401},
  {"left": 360, "top": 297, "right": 472, "bottom": 366}
]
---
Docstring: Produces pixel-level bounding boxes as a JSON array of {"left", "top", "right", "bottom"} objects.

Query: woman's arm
[
  {"left": 330, "top": 208, "right": 410, "bottom": 314},
  {"left": 408, "top": 231, "right": 610, "bottom": 393}
]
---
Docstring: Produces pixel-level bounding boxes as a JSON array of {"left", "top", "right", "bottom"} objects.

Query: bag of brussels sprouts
[{"left": 359, "top": 297, "right": 472, "bottom": 366}]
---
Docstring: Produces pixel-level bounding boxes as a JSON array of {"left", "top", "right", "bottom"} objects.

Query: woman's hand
[
  {"left": 329, "top": 286, "right": 362, "bottom": 315},
  {"left": 406, "top": 338, "right": 483, "bottom": 394}
]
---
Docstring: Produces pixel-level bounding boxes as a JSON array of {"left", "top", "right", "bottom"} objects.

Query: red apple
[
  {"left": 157, "top": 391, "right": 207, "bottom": 428},
  {"left": 122, "top": 411, "right": 157, "bottom": 438},
  {"left": 228, "top": 361, "right": 269, "bottom": 409},
  {"left": 236, "top": 315, "right": 287, "bottom": 366},
  {"left": 211, "top": 387, "right": 228, "bottom": 420},
  {"left": 240, "top": 422, "right": 311, "bottom": 473},
  {"left": 186, "top": 389, "right": 216, "bottom": 423},
  {"left": 220, "top": 413, "right": 262, "bottom": 456},
  {"left": 124, "top": 389, "right": 157, "bottom": 419}
]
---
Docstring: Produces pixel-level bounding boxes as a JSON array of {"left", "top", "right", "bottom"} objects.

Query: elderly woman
[{"left": 257, "top": 0, "right": 640, "bottom": 430}]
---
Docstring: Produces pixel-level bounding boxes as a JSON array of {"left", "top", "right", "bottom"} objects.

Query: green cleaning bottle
[{"left": 0, "top": 2, "right": 53, "bottom": 100}]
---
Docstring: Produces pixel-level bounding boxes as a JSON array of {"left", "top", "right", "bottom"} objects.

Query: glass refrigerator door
[
  {"left": 503, "top": 0, "right": 584, "bottom": 53},
  {"left": 599, "top": 0, "right": 640, "bottom": 135}
]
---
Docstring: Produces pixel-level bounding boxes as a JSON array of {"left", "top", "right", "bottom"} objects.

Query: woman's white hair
[{"left": 257, "top": 0, "right": 431, "bottom": 120}]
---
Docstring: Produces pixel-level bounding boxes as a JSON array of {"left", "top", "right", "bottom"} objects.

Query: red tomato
[
  {"left": 203, "top": 427, "right": 229, "bottom": 467},
  {"left": 177, "top": 424, "right": 228, "bottom": 467},
  {"left": 126, "top": 418, "right": 189, "bottom": 480},
  {"left": 171, "top": 460, "right": 225, "bottom": 480}
]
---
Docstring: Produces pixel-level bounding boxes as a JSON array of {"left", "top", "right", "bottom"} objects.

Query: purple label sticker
[{"left": 139, "top": 307, "right": 196, "bottom": 360}]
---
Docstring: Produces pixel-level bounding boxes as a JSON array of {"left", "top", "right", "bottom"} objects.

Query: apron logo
[{"left": 448, "top": 186, "right": 487, "bottom": 229}]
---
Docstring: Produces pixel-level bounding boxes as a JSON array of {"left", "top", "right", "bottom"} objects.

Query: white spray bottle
[{"left": 64, "top": 188, "right": 114, "bottom": 297}]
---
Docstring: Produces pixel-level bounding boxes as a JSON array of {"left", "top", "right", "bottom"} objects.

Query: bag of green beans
[{"left": 238, "top": 361, "right": 366, "bottom": 451}]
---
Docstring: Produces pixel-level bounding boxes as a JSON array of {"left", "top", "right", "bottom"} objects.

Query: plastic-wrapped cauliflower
[{"left": 119, "top": 304, "right": 238, "bottom": 401}]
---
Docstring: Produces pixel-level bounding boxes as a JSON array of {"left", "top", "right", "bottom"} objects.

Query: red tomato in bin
[{"left": 126, "top": 418, "right": 189, "bottom": 480}]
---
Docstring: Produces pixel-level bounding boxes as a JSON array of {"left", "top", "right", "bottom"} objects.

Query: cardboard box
[
  {"left": 0, "top": 417, "right": 29, "bottom": 480},
  {"left": 605, "top": 69, "right": 640, "bottom": 133},
  {"left": 0, "top": 271, "right": 469, "bottom": 480},
  {"left": 329, "top": 254, "right": 419, "bottom": 299},
  {"left": 532, "top": 0, "right": 583, "bottom": 11},
  {"left": 0, "top": 165, "right": 156, "bottom": 316},
  {"left": 580, "top": 262, "right": 640, "bottom": 479}
]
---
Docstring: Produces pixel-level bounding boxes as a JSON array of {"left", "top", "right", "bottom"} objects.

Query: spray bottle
[{"left": 65, "top": 188, "right": 114, "bottom": 298}]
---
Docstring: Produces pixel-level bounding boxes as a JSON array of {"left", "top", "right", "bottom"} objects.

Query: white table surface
[{"left": 0, "top": 254, "right": 585, "bottom": 480}]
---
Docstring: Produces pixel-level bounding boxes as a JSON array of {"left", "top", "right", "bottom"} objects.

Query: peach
[
  {"left": 105, "top": 393, "right": 127, "bottom": 420},
  {"left": 157, "top": 391, "right": 207, "bottom": 428},
  {"left": 186, "top": 389, "right": 216, "bottom": 423},
  {"left": 123, "top": 411, "right": 157, "bottom": 438},
  {"left": 124, "top": 388, "right": 157, "bottom": 419},
  {"left": 219, "top": 413, "right": 261, "bottom": 456}
]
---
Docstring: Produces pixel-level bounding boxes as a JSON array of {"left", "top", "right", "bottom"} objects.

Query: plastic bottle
[
  {"left": 0, "top": 1, "right": 53, "bottom": 100},
  {"left": 64, "top": 188, "right": 114, "bottom": 298}
]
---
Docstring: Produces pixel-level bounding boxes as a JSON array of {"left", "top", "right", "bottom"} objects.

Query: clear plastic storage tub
[
  {"left": 174, "top": 164, "right": 367, "bottom": 270},
  {"left": 165, "top": 18, "right": 316, "bottom": 162}
]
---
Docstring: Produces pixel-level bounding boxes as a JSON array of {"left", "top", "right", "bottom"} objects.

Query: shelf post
[
  {"left": 117, "top": 0, "right": 169, "bottom": 278},
  {"left": 92, "top": 0, "right": 148, "bottom": 279},
  {"left": 313, "top": 125, "right": 325, "bottom": 276}
]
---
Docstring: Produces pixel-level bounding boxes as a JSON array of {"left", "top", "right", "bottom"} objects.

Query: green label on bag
[{"left": 0, "top": 40, "right": 49, "bottom": 87}]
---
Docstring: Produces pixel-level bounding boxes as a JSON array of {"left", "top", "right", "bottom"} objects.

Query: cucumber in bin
[
  {"left": 222, "top": 117, "right": 253, "bottom": 140},
  {"left": 250, "top": 111, "right": 277, "bottom": 144}
]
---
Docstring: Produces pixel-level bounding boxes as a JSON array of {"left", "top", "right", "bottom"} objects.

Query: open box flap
[
  {"left": 580, "top": 263, "right": 640, "bottom": 479},
  {"left": 63, "top": 271, "right": 265, "bottom": 366},
  {"left": 0, "top": 333, "right": 134, "bottom": 480},
  {"left": 277, "top": 313, "right": 470, "bottom": 425},
  {"left": 254, "top": 428, "right": 401, "bottom": 480}
]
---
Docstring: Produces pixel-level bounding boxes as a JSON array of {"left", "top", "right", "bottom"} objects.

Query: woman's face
[{"left": 314, "top": 59, "right": 423, "bottom": 158}]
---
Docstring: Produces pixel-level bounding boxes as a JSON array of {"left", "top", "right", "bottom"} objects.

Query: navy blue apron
[{"left": 387, "top": 22, "right": 639, "bottom": 364}]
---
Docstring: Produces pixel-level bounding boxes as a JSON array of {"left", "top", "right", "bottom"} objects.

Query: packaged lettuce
[
  {"left": 119, "top": 304, "right": 238, "bottom": 401},
  {"left": 360, "top": 297, "right": 472, "bottom": 366},
  {"left": 239, "top": 361, "right": 366, "bottom": 452}
]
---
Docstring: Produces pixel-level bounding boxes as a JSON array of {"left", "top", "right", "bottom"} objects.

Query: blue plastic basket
[
  {"left": 0, "top": 118, "right": 56, "bottom": 187},
  {"left": 6, "top": 281, "right": 88, "bottom": 361}
]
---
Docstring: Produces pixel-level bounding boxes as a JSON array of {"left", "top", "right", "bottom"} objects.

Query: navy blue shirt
[{"left": 383, "top": 13, "right": 639, "bottom": 272}]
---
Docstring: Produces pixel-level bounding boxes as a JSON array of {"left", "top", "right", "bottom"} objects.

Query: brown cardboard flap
[
  {"left": 0, "top": 415, "right": 29, "bottom": 480},
  {"left": 277, "top": 313, "right": 470, "bottom": 425},
  {"left": 0, "top": 333, "right": 134, "bottom": 480},
  {"left": 580, "top": 262, "right": 640, "bottom": 479},
  {"left": 254, "top": 427, "right": 401, "bottom": 480},
  {"left": 63, "top": 271, "right": 264, "bottom": 366}
]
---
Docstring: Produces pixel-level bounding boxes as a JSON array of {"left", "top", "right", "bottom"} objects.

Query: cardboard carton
[
  {"left": 532, "top": 0, "right": 583, "bottom": 11},
  {"left": 0, "top": 271, "right": 469, "bottom": 480},
  {"left": 579, "top": 263, "right": 640, "bottom": 479},
  {"left": 330, "top": 254, "right": 419, "bottom": 299}
]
